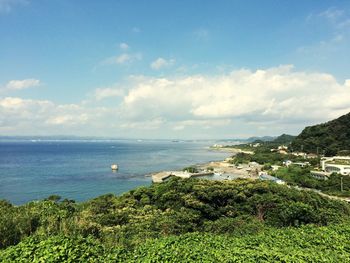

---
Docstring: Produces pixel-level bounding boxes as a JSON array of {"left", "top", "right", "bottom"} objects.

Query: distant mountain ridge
[
  {"left": 273, "top": 134, "right": 296, "bottom": 144},
  {"left": 248, "top": 134, "right": 295, "bottom": 145},
  {"left": 245, "top": 136, "right": 276, "bottom": 143},
  {"left": 291, "top": 112, "right": 350, "bottom": 156}
]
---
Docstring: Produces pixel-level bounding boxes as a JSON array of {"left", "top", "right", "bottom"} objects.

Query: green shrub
[{"left": 182, "top": 166, "right": 198, "bottom": 173}]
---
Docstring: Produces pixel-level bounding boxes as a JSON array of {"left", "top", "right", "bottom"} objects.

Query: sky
[{"left": 1, "top": 0, "right": 350, "bottom": 139}]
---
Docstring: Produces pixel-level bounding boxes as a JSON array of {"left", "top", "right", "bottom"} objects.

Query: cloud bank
[
  {"left": 121, "top": 65, "right": 350, "bottom": 124},
  {"left": 1, "top": 65, "right": 350, "bottom": 138}
]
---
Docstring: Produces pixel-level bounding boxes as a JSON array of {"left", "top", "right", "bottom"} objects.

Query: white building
[
  {"left": 310, "top": 170, "right": 330, "bottom": 180},
  {"left": 283, "top": 160, "right": 293, "bottom": 167},
  {"left": 259, "top": 172, "right": 285, "bottom": 185},
  {"left": 292, "top": 152, "right": 307, "bottom": 158},
  {"left": 278, "top": 145, "right": 288, "bottom": 150},
  {"left": 250, "top": 142, "right": 261, "bottom": 147},
  {"left": 271, "top": 165, "right": 281, "bottom": 171},
  {"left": 293, "top": 162, "right": 310, "bottom": 168},
  {"left": 321, "top": 156, "right": 350, "bottom": 175}
]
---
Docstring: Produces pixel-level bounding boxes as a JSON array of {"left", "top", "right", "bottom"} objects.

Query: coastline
[
  {"left": 149, "top": 146, "right": 261, "bottom": 183},
  {"left": 207, "top": 146, "right": 254, "bottom": 155}
]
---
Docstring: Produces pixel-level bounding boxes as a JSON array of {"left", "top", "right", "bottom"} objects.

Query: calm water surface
[{"left": 0, "top": 140, "right": 229, "bottom": 204}]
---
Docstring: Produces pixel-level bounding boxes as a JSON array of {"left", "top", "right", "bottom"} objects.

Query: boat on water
[{"left": 111, "top": 164, "right": 118, "bottom": 171}]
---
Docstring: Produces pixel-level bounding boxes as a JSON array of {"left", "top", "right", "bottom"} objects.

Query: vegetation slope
[
  {"left": 1, "top": 178, "right": 350, "bottom": 262},
  {"left": 292, "top": 112, "right": 350, "bottom": 155}
]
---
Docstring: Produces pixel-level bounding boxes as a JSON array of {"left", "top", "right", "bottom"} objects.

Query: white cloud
[
  {"left": 119, "top": 42, "right": 129, "bottom": 50},
  {"left": 120, "top": 117, "right": 164, "bottom": 130},
  {"left": 0, "top": 96, "right": 52, "bottom": 110},
  {"left": 0, "top": 97, "right": 84, "bottom": 125},
  {"left": 115, "top": 54, "right": 131, "bottom": 64},
  {"left": 120, "top": 65, "right": 350, "bottom": 126},
  {"left": 94, "top": 87, "right": 124, "bottom": 101},
  {"left": 0, "top": 97, "right": 109, "bottom": 135},
  {"left": 102, "top": 53, "right": 142, "bottom": 65},
  {"left": 171, "top": 119, "right": 232, "bottom": 131},
  {"left": 318, "top": 7, "right": 344, "bottom": 21},
  {"left": 150, "top": 57, "right": 175, "bottom": 70},
  {"left": 5, "top": 78, "right": 40, "bottom": 90},
  {"left": 2, "top": 66, "right": 350, "bottom": 138},
  {"left": 46, "top": 113, "right": 88, "bottom": 125},
  {"left": 0, "top": 0, "right": 27, "bottom": 13}
]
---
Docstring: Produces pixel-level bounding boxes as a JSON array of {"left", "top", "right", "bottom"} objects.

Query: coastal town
[
  {"left": 149, "top": 139, "right": 350, "bottom": 202},
  {"left": 150, "top": 150, "right": 261, "bottom": 183}
]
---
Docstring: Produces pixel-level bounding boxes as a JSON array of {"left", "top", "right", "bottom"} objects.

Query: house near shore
[
  {"left": 307, "top": 153, "right": 318, "bottom": 159},
  {"left": 278, "top": 145, "right": 288, "bottom": 151},
  {"left": 283, "top": 160, "right": 293, "bottom": 167},
  {"left": 282, "top": 160, "right": 310, "bottom": 168},
  {"left": 310, "top": 170, "right": 330, "bottom": 180},
  {"left": 270, "top": 145, "right": 289, "bottom": 155},
  {"left": 259, "top": 172, "right": 285, "bottom": 185},
  {"left": 293, "top": 162, "right": 310, "bottom": 168},
  {"left": 321, "top": 156, "right": 350, "bottom": 176},
  {"left": 292, "top": 152, "right": 307, "bottom": 158},
  {"left": 308, "top": 156, "right": 350, "bottom": 180}
]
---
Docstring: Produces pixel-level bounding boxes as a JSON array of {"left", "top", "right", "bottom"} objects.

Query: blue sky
[{"left": 1, "top": 0, "right": 350, "bottom": 139}]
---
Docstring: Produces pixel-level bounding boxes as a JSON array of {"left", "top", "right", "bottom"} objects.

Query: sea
[{"left": 0, "top": 140, "right": 231, "bottom": 205}]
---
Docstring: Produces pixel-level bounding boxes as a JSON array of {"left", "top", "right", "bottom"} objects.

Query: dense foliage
[
  {"left": 0, "top": 235, "right": 116, "bottom": 262},
  {"left": 273, "top": 166, "right": 350, "bottom": 197},
  {"left": 2, "top": 223, "right": 350, "bottom": 262},
  {"left": 245, "top": 135, "right": 276, "bottom": 143},
  {"left": 1, "top": 178, "right": 350, "bottom": 261},
  {"left": 125, "top": 224, "right": 350, "bottom": 262},
  {"left": 246, "top": 134, "right": 295, "bottom": 149},
  {"left": 182, "top": 166, "right": 198, "bottom": 173},
  {"left": 232, "top": 152, "right": 285, "bottom": 166},
  {"left": 272, "top": 134, "right": 296, "bottom": 144},
  {"left": 232, "top": 148, "right": 319, "bottom": 167},
  {"left": 292, "top": 112, "right": 350, "bottom": 155}
]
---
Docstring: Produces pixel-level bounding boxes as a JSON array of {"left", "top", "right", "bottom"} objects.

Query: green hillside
[
  {"left": 2, "top": 224, "right": 350, "bottom": 262},
  {"left": 273, "top": 134, "right": 296, "bottom": 144},
  {"left": 1, "top": 178, "right": 350, "bottom": 262},
  {"left": 292, "top": 112, "right": 350, "bottom": 155}
]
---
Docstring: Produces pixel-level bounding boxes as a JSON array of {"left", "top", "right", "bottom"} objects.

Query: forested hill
[
  {"left": 2, "top": 177, "right": 350, "bottom": 261},
  {"left": 273, "top": 134, "right": 296, "bottom": 144},
  {"left": 291, "top": 112, "right": 350, "bottom": 156}
]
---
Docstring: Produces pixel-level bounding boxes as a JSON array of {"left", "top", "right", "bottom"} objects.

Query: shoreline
[
  {"left": 149, "top": 146, "right": 261, "bottom": 183},
  {"left": 207, "top": 146, "right": 254, "bottom": 155}
]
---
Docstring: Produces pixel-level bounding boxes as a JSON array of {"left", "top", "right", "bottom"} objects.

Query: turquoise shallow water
[{"left": 0, "top": 140, "right": 229, "bottom": 204}]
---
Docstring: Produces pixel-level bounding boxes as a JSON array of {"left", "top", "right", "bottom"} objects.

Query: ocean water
[{"left": 0, "top": 140, "right": 230, "bottom": 204}]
